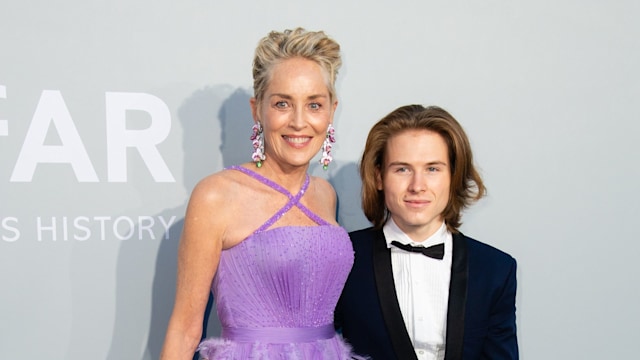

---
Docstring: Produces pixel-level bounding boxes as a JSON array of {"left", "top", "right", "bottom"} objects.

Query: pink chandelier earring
[
  {"left": 319, "top": 124, "right": 336, "bottom": 170},
  {"left": 250, "top": 122, "right": 265, "bottom": 168}
]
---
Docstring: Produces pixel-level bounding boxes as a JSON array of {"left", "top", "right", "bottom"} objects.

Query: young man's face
[{"left": 376, "top": 129, "right": 451, "bottom": 242}]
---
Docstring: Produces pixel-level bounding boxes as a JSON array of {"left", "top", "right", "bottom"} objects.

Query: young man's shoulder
[
  {"left": 347, "top": 227, "right": 381, "bottom": 250},
  {"left": 348, "top": 226, "right": 378, "bottom": 239},
  {"left": 460, "top": 232, "right": 517, "bottom": 264}
]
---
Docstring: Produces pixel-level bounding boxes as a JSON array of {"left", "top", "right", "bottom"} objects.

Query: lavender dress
[{"left": 198, "top": 166, "right": 360, "bottom": 359}]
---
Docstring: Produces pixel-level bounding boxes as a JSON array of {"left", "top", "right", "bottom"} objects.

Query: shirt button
[{"left": 418, "top": 350, "right": 425, "bottom": 354}]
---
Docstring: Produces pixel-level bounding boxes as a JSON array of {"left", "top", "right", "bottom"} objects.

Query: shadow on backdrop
[{"left": 219, "top": 88, "right": 255, "bottom": 168}]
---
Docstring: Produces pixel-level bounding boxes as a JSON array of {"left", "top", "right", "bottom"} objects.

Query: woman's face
[{"left": 250, "top": 57, "right": 337, "bottom": 171}]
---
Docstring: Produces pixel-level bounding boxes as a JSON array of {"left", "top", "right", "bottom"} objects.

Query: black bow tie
[{"left": 390, "top": 241, "right": 445, "bottom": 260}]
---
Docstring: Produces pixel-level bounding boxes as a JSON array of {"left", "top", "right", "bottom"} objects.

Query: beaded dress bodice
[{"left": 198, "top": 166, "right": 358, "bottom": 359}]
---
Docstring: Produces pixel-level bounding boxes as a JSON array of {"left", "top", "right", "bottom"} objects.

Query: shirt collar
[{"left": 383, "top": 218, "right": 449, "bottom": 249}]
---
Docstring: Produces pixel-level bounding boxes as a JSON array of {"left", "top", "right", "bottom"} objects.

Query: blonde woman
[{"left": 161, "top": 28, "right": 362, "bottom": 360}]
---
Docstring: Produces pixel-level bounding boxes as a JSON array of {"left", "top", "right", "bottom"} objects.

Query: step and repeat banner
[{"left": 2, "top": 1, "right": 639, "bottom": 359}]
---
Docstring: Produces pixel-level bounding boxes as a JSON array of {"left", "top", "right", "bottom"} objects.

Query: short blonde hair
[
  {"left": 360, "top": 105, "right": 486, "bottom": 233},
  {"left": 252, "top": 28, "right": 342, "bottom": 104}
]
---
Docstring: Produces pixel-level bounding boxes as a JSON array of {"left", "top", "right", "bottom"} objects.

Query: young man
[{"left": 336, "top": 105, "right": 518, "bottom": 360}]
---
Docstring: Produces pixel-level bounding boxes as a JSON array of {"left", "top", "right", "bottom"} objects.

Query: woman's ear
[{"left": 249, "top": 97, "right": 258, "bottom": 122}]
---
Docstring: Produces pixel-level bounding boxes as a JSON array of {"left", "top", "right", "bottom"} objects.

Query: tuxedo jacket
[{"left": 335, "top": 228, "right": 518, "bottom": 360}]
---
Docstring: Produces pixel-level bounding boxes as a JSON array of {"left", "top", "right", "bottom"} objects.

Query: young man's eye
[{"left": 428, "top": 167, "right": 439, "bottom": 172}]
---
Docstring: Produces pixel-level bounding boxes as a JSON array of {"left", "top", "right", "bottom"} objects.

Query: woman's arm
[{"left": 160, "top": 177, "right": 225, "bottom": 360}]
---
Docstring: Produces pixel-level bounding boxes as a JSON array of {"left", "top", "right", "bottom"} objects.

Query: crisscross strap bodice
[{"left": 228, "top": 166, "right": 330, "bottom": 234}]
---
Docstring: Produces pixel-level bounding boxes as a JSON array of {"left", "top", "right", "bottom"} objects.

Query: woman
[{"left": 160, "top": 28, "right": 359, "bottom": 359}]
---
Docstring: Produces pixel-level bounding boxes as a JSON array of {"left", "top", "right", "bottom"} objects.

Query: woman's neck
[{"left": 251, "top": 161, "right": 309, "bottom": 194}]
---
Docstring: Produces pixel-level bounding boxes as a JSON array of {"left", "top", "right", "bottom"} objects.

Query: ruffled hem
[{"left": 197, "top": 335, "right": 368, "bottom": 360}]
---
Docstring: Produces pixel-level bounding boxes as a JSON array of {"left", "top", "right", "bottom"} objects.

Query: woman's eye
[
  {"left": 309, "top": 103, "right": 321, "bottom": 110},
  {"left": 275, "top": 101, "right": 287, "bottom": 108}
]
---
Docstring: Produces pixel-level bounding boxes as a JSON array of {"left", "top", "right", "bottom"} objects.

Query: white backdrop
[{"left": 1, "top": 1, "right": 639, "bottom": 359}]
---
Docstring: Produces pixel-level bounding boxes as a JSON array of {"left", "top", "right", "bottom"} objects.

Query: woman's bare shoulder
[
  {"left": 309, "top": 176, "right": 337, "bottom": 199},
  {"left": 306, "top": 176, "right": 338, "bottom": 224},
  {"left": 188, "top": 168, "right": 248, "bottom": 207}
]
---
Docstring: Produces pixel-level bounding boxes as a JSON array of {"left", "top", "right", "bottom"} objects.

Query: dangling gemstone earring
[
  {"left": 319, "top": 124, "right": 336, "bottom": 170},
  {"left": 250, "top": 122, "right": 265, "bottom": 168}
]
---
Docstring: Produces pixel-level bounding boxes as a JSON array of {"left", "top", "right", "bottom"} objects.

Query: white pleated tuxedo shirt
[{"left": 383, "top": 219, "right": 453, "bottom": 360}]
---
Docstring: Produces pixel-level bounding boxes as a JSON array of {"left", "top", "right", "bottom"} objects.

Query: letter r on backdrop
[
  {"left": 0, "top": 85, "right": 7, "bottom": 136},
  {"left": 105, "top": 92, "right": 175, "bottom": 183}
]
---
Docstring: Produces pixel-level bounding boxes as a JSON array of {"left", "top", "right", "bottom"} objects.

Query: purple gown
[{"left": 198, "top": 166, "right": 360, "bottom": 359}]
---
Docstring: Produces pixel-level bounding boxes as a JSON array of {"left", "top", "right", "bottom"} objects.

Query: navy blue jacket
[{"left": 335, "top": 228, "right": 518, "bottom": 360}]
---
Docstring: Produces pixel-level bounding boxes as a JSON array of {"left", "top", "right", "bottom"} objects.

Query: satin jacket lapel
[
  {"left": 444, "top": 233, "right": 469, "bottom": 360},
  {"left": 372, "top": 229, "right": 418, "bottom": 360}
]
